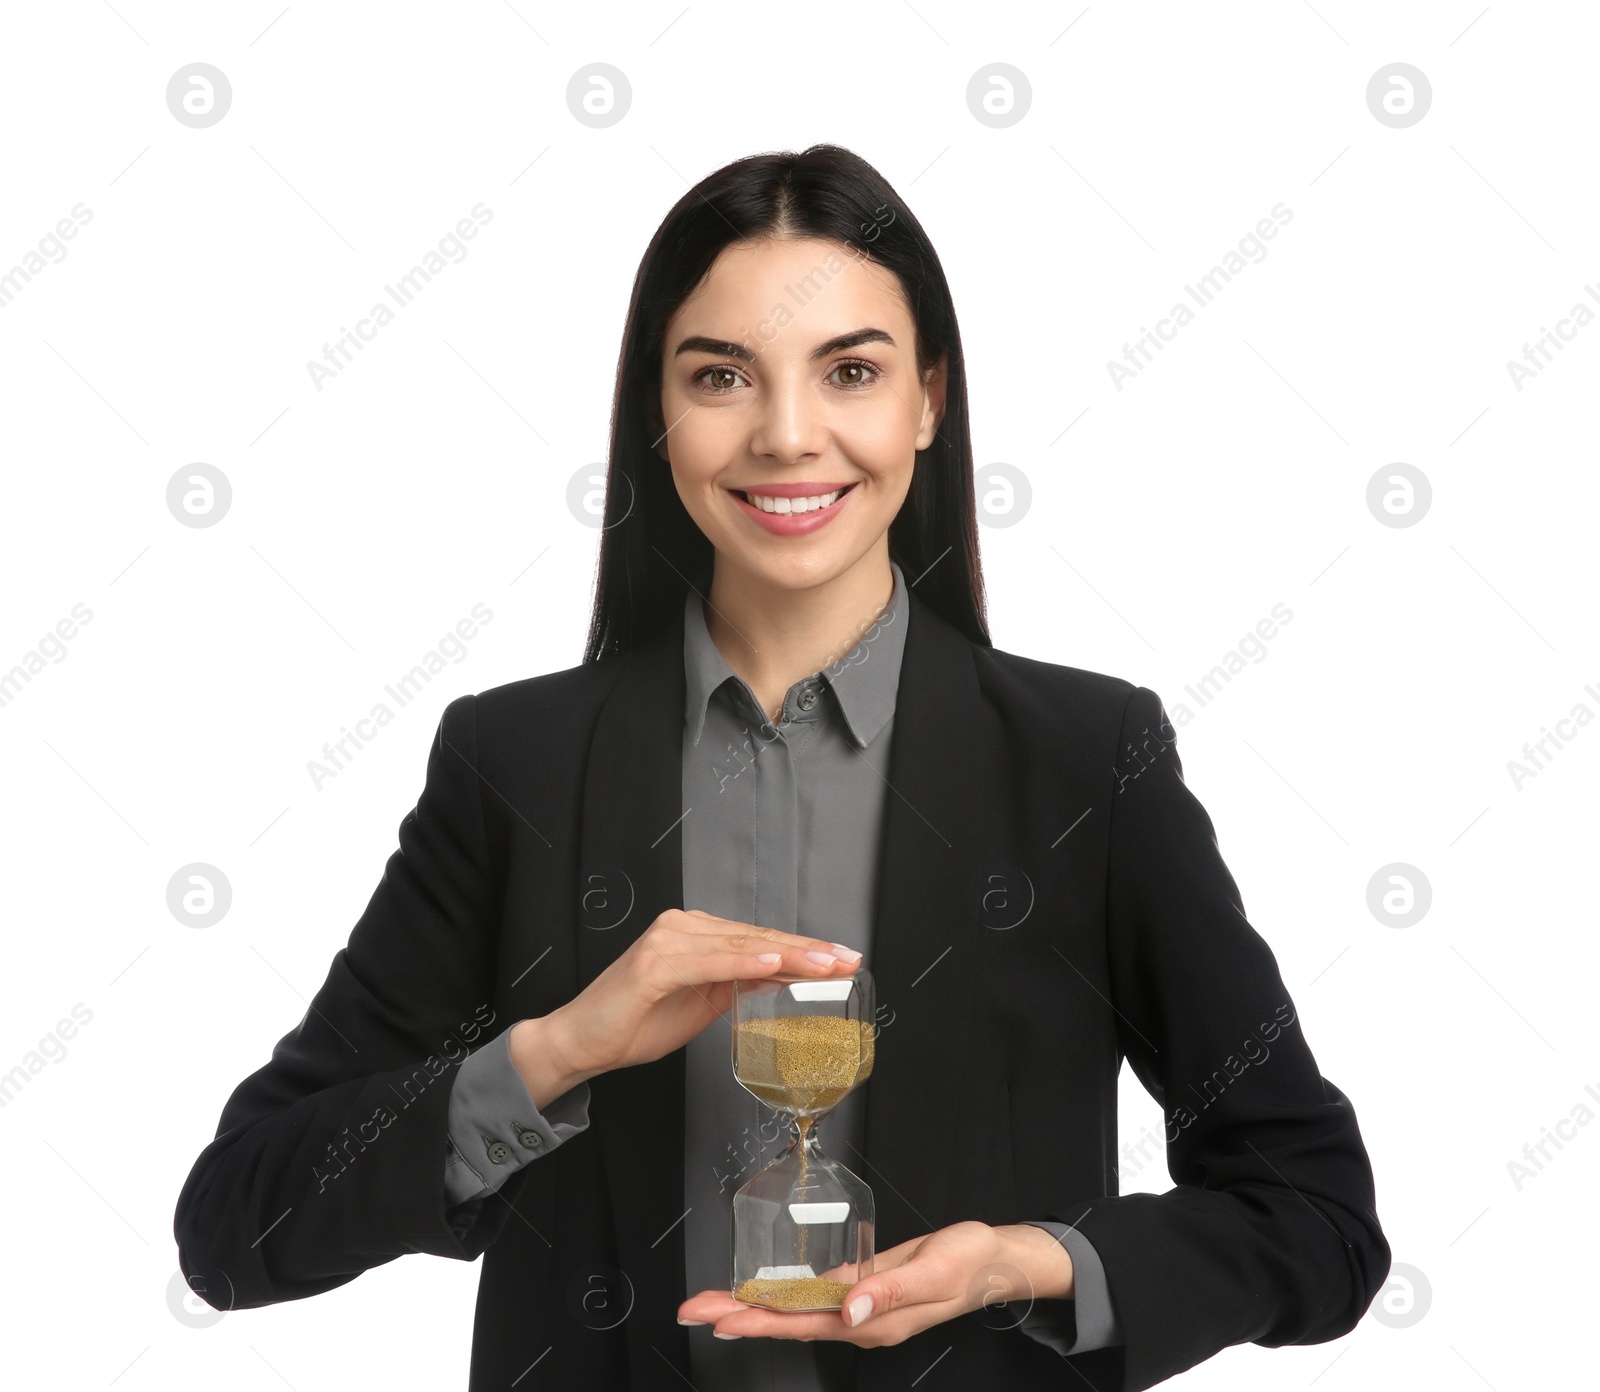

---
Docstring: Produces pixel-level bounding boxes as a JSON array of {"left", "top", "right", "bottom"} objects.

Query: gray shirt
[{"left": 440, "top": 560, "right": 1122, "bottom": 1383}]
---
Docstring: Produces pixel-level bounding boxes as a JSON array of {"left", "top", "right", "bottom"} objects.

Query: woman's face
[{"left": 657, "top": 236, "right": 946, "bottom": 594}]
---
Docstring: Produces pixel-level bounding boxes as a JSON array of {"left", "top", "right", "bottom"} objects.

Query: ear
[{"left": 915, "top": 353, "right": 949, "bottom": 451}]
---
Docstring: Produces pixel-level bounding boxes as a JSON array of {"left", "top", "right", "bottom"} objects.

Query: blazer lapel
[
  {"left": 576, "top": 609, "right": 691, "bottom": 1372},
  {"left": 857, "top": 586, "right": 987, "bottom": 1249}
]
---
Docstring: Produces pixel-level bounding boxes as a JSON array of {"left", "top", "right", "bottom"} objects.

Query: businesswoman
[{"left": 175, "top": 145, "right": 1390, "bottom": 1391}]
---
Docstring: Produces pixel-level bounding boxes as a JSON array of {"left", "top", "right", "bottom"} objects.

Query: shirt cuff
[
  {"left": 1012, "top": 1220, "right": 1124, "bottom": 1355},
  {"left": 443, "top": 1020, "right": 592, "bottom": 1209}
]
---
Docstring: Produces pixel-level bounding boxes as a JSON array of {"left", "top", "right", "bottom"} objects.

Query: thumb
[{"left": 842, "top": 1245, "right": 943, "bottom": 1328}]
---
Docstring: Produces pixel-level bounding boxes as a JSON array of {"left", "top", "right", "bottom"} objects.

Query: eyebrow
[{"left": 671, "top": 327, "right": 897, "bottom": 364}]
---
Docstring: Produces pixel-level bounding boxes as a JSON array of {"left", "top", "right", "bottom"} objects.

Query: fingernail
[
  {"left": 848, "top": 1294, "right": 873, "bottom": 1326},
  {"left": 829, "top": 944, "right": 862, "bottom": 961},
  {"left": 756, "top": 952, "right": 781, "bottom": 964},
  {"left": 805, "top": 950, "right": 836, "bottom": 966},
  {"left": 678, "top": 1318, "right": 707, "bottom": 1326},
  {"left": 713, "top": 1331, "right": 743, "bottom": 1339}
]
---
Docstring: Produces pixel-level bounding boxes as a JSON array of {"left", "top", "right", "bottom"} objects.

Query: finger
[
  {"left": 710, "top": 1297, "right": 960, "bottom": 1346},
  {"left": 678, "top": 1291, "right": 744, "bottom": 1323},
  {"left": 647, "top": 942, "right": 859, "bottom": 992},
  {"left": 839, "top": 1244, "right": 962, "bottom": 1329},
  {"left": 643, "top": 950, "right": 836, "bottom": 998},
  {"left": 708, "top": 937, "right": 860, "bottom": 976},
  {"left": 680, "top": 1288, "right": 848, "bottom": 1341},
  {"left": 706, "top": 1305, "right": 851, "bottom": 1341},
  {"left": 674, "top": 911, "right": 865, "bottom": 965},
  {"left": 704, "top": 931, "right": 862, "bottom": 977}
]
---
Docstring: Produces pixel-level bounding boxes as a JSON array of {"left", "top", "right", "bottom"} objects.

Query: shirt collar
[{"left": 683, "top": 559, "right": 911, "bottom": 751}]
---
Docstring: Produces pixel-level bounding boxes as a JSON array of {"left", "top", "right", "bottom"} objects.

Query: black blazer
[{"left": 174, "top": 582, "right": 1389, "bottom": 1391}]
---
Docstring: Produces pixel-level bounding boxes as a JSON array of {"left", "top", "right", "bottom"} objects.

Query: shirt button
[
  {"left": 797, "top": 687, "right": 819, "bottom": 711},
  {"left": 517, "top": 1128, "right": 544, "bottom": 1151},
  {"left": 486, "top": 1140, "right": 514, "bottom": 1165}
]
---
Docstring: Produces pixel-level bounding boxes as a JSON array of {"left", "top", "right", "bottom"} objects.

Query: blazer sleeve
[
  {"left": 1064, "top": 685, "right": 1391, "bottom": 1390},
  {"left": 173, "top": 693, "right": 528, "bottom": 1309}
]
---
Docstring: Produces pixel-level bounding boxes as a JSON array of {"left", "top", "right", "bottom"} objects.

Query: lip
[{"left": 727, "top": 481, "right": 858, "bottom": 537}]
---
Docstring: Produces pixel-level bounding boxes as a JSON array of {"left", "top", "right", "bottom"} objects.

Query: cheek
[
  {"left": 858, "top": 384, "right": 921, "bottom": 441},
  {"left": 668, "top": 412, "right": 738, "bottom": 477},
  {"left": 839, "top": 412, "right": 918, "bottom": 485},
  {"left": 666, "top": 429, "right": 740, "bottom": 528}
]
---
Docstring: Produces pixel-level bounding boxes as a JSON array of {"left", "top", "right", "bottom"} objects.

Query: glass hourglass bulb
[{"left": 728, "top": 969, "right": 876, "bottom": 1312}]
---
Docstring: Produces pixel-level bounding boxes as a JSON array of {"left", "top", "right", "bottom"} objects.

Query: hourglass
[{"left": 729, "top": 969, "right": 876, "bottom": 1312}]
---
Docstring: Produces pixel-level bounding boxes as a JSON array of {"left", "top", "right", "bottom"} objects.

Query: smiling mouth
[{"left": 731, "top": 483, "right": 858, "bottom": 515}]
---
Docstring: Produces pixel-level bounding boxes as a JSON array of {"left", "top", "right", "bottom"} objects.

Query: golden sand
[
  {"left": 733, "top": 1275, "right": 853, "bottom": 1311},
  {"left": 733, "top": 1014, "right": 874, "bottom": 1114}
]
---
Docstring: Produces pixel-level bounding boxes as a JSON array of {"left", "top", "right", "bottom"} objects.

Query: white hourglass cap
[
  {"left": 787, "top": 1202, "right": 850, "bottom": 1224},
  {"left": 784, "top": 981, "right": 857, "bottom": 1001}
]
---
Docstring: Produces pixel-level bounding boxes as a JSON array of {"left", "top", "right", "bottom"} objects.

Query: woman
[{"left": 174, "top": 145, "right": 1389, "bottom": 1391}]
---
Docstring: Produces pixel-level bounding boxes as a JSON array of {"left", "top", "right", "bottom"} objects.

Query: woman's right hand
[{"left": 528, "top": 909, "right": 862, "bottom": 1087}]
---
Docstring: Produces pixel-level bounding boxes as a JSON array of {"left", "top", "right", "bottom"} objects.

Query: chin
[{"left": 725, "top": 544, "right": 860, "bottom": 590}]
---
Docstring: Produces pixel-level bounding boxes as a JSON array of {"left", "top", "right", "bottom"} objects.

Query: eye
[
  {"left": 689, "top": 358, "right": 882, "bottom": 394},
  {"left": 828, "top": 358, "right": 881, "bottom": 389},
  {"left": 690, "top": 364, "right": 748, "bottom": 394}
]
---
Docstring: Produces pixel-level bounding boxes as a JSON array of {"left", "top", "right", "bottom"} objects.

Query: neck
[{"left": 702, "top": 540, "right": 895, "bottom": 724}]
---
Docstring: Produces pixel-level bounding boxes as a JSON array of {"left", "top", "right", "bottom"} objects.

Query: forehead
[{"left": 669, "top": 237, "right": 912, "bottom": 340}]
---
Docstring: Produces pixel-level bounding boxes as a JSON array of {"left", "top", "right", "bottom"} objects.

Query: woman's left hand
[{"left": 676, "top": 1220, "right": 1075, "bottom": 1346}]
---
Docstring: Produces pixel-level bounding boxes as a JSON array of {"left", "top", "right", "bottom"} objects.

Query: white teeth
[{"left": 746, "top": 489, "right": 843, "bottom": 514}]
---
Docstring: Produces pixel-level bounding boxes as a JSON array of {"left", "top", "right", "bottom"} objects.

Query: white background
[{"left": 1, "top": 2, "right": 1594, "bottom": 1388}]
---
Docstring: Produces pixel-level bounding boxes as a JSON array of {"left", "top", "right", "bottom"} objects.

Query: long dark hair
[{"left": 581, "top": 143, "right": 989, "bottom": 664}]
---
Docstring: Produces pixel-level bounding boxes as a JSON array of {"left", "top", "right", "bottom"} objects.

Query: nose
[{"left": 747, "top": 375, "right": 830, "bottom": 464}]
